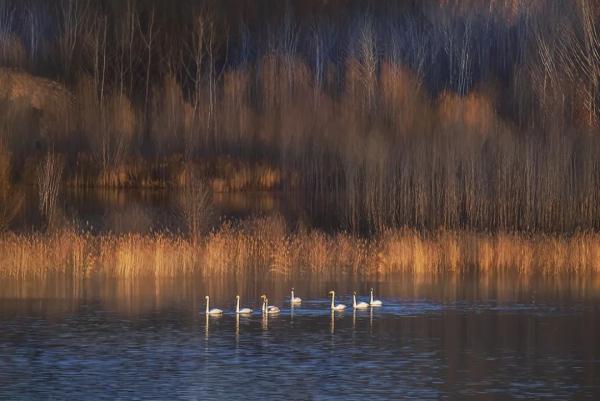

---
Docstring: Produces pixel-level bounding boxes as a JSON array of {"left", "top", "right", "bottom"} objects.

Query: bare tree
[
  {"left": 576, "top": 0, "right": 600, "bottom": 127},
  {"left": 180, "top": 167, "right": 213, "bottom": 242},
  {"left": 58, "top": 0, "right": 89, "bottom": 75},
  {"left": 37, "top": 152, "right": 64, "bottom": 230},
  {"left": 457, "top": 18, "right": 472, "bottom": 96},
  {"left": 115, "top": 0, "right": 137, "bottom": 96},
  {"left": 24, "top": 3, "right": 40, "bottom": 64},
  {"left": 187, "top": 12, "right": 207, "bottom": 112},
  {"left": 0, "top": 3, "right": 16, "bottom": 66},
  {"left": 138, "top": 7, "right": 157, "bottom": 117},
  {"left": 183, "top": 11, "right": 209, "bottom": 153},
  {"left": 358, "top": 17, "right": 377, "bottom": 110}
]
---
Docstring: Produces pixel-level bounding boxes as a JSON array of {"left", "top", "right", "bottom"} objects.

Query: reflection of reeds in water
[{"left": 2, "top": 217, "right": 600, "bottom": 282}]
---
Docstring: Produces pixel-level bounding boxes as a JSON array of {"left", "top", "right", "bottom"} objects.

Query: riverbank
[{"left": 2, "top": 216, "right": 599, "bottom": 280}]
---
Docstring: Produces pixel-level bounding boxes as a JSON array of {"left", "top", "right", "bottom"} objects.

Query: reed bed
[{"left": 1, "top": 217, "right": 600, "bottom": 280}]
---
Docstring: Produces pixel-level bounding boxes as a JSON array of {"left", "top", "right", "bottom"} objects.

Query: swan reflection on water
[
  {"left": 262, "top": 310, "right": 268, "bottom": 331},
  {"left": 290, "top": 303, "right": 295, "bottom": 320},
  {"left": 204, "top": 307, "right": 223, "bottom": 341}
]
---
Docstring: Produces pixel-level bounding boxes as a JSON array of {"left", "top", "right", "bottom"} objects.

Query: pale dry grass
[{"left": 1, "top": 217, "right": 600, "bottom": 280}]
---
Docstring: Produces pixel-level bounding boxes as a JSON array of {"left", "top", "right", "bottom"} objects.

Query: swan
[
  {"left": 370, "top": 288, "right": 383, "bottom": 307},
  {"left": 236, "top": 295, "right": 253, "bottom": 315},
  {"left": 329, "top": 290, "right": 346, "bottom": 311},
  {"left": 205, "top": 295, "right": 223, "bottom": 315},
  {"left": 290, "top": 288, "right": 302, "bottom": 304},
  {"left": 261, "top": 295, "right": 280, "bottom": 314},
  {"left": 353, "top": 291, "right": 369, "bottom": 309}
]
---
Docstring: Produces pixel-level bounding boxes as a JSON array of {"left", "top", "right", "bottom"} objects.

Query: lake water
[{"left": 1, "top": 273, "right": 599, "bottom": 400}]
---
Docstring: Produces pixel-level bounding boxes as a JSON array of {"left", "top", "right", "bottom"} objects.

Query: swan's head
[
  {"left": 328, "top": 290, "right": 335, "bottom": 295},
  {"left": 291, "top": 287, "right": 294, "bottom": 291},
  {"left": 205, "top": 295, "right": 209, "bottom": 299},
  {"left": 353, "top": 291, "right": 357, "bottom": 295},
  {"left": 236, "top": 295, "right": 240, "bottom": 299},
  {"left": 370, "top": 288, "right": 374, "bottom": 292},
  {"left": 260, "top": 294, "right": 267, "bottom": 300}
]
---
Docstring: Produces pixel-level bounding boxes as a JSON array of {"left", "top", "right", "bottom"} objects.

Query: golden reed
[{"left": 1, "top": 217, "right": 600, "bottom": 280}]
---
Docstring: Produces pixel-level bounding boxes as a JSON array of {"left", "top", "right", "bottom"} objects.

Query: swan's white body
[
  {"left": 353, "top": 293, "right": 369, "bottom": 309},
  {"left": 205, "top": 296, "right": 223, "bottom": 315},
  {"left": 329, "top": 291, "right": 346, "bottom": 311},
  {"left": 261, "top": 295, "right": 281, "bottom": 314},
  {"left": 370, "top": 289, "right": 383, "bottom": 307},
  {"left": 290, "top": 288, "right": 302, "bottom": 304},
  {"left": 236, "top": 295, "right": 253, "bottom": 315}
]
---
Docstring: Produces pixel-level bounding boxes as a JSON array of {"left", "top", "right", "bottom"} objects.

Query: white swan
[
  {"left": 353, "top": 291, "right": 369, "bottom": 309},
  {"left": 329, "top": 290, "right": 346, "bottom": 311},
  {"left": 290, "top": 288, "right": 302, "bottom": 304},
  {"left": 205, "top": 295, "right": 223, "bottom": 315},
  {"left": 261, "top": 295, "right": 280, "bottom": 314},
  {"left": 370, "top": 288, "right": 383, "bottom": 307},
  {"left": 236, "top": 295, "right": 253, "bottom": 315}
]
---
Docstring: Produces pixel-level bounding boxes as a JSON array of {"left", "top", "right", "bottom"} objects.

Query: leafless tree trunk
[
  {"left": 58, "top": 0, "right": 89, "bottom": 76},
  {"left": 577, "top": 0, "right": 600, "bottom": 127},
  {"left": 180, "top": 168, "right": 213, "bottom": 243},
  {"left": 0, "top": 3, "right": 15, "bottom": 65},
  {"left": 358, "top": 17, "right": 377, "bottom": 111},
  {"left": 25, "top": 4, "right": 40, "bottom": 64},
  {"left": 37, "top": 152, "right": 64, "bottom": 230},
  {"left": 184, "top": 12, "right": 208, "bottom": 153},
  {"left": 138, "top": 8, "right": 157, "bottom": 118}
]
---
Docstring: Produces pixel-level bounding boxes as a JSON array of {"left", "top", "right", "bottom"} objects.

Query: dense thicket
[{"left": 1, "top": 0, "right": 600, "bottom": 233}]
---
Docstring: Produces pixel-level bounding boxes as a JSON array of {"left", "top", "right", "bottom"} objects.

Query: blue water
[{"left": 1, "top": 279, "right": 600, "bottom": 400}]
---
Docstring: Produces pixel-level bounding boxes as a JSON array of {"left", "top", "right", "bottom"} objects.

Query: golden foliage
[
  {"left": 438, "top": 91, "right": 497, "bottom": 135},
  {"left": 0, "top": 68, "right": 73, "bottom": 140}
]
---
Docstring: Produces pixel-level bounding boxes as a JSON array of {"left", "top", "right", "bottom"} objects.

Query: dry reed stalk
[{"left": 1, "top": 218, "right": 600, "bottom": 281}]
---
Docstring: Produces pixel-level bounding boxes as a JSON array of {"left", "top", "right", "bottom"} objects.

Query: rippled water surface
[{"left": 1, "top": 274, "right": 600, "bottom": 400}]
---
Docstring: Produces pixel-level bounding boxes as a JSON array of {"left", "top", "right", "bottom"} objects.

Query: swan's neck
[
  {"left": 353, "top": 294, "right": 356, "bottom": 307},
  {"left": 236, "top": 297, "right": 239, "bottom": 313},
  {"left": 370, "top": 290, "right": 374, "bottom": 303},
  {"left": 291, "top": 290, "right": 294, "bottom": 300},
  {"left": 206, "top": 297, "right": 209, "bottom": 313},
  {"left": 330, "top": 293, "right": 335, "bottom": 309}
]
